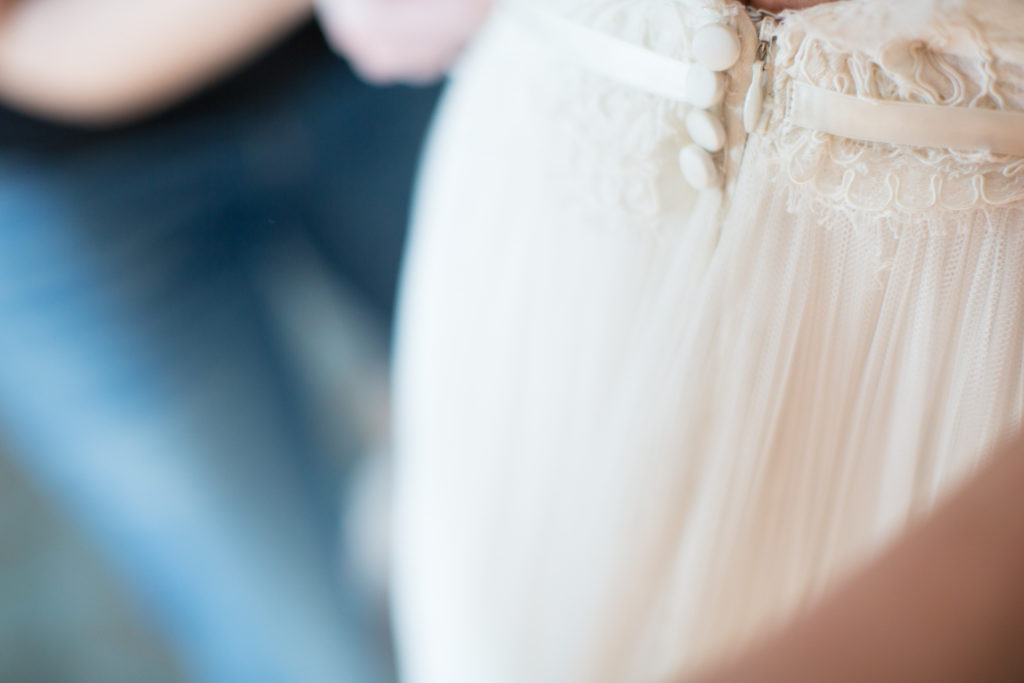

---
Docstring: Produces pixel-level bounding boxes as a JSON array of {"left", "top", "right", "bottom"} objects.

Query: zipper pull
[
  {"left": 743, "top": 10, "right": 777, "bottom": 134},
  {"left": 743, "top": 41, "right": 768, "bottom": 133}
]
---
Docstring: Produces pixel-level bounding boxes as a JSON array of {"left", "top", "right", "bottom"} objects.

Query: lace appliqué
[
  {"left": 535, "top": 66, "right": 693, "bottom": 231},
  {"left": 519, "top": 0, "right": 736, "bottom": 232},
  {"left": 761, "top": 3, "right": 1024, "bottom": 225}
]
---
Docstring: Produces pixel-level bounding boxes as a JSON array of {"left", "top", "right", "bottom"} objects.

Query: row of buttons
[{"left": 678, "top": 22, "right": 741, "bottom": 191}]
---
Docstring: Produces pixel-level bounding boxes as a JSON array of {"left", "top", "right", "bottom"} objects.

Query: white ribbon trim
[
  {"left": 507, "top": 6, "right": 692, "bottom": 103},
  {"left": 788, "top": 81, "right": 1024, "bottom": 156}
]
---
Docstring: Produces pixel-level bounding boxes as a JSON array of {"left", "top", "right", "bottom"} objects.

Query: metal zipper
[{"left": 742, "top": 6, "right": 779, "bottom": 133}]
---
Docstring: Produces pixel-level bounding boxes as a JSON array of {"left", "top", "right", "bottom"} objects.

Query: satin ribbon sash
[{"left": 508, "top": 6, "right": 1024, "bottom": 156}]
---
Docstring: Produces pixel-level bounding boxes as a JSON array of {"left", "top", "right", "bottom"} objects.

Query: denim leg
[{"left": 0, "top": 40, "right": 439, "bottom": 683}]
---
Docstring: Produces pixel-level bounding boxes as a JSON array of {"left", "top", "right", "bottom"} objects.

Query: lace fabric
[
  {"left": 761, "top": 0, "right": 1024, "bottom": 220},
  {"left": 516, "top": 0, "right": 1024, "bottom": 222}
]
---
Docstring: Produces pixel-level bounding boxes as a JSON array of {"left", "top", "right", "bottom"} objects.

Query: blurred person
[
  {"left": 0, "top": 1, "right": 438, "bottom": 681},
  {"left": 319, "top": 0, "right": 1024, "bottom": 681}
]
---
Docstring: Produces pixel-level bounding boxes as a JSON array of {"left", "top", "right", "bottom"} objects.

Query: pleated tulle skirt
[{"left": 391, "top": 1, "right": 1024, "bottom": 681}]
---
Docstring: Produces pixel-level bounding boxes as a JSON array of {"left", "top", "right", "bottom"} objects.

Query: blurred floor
[{"left": 0, "top": 450, "right": 187, "bottom": 683}]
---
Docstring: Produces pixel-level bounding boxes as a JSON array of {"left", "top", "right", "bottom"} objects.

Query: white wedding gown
[{"left": 391, "top": 0, "right": 1024, "bottom": 680}]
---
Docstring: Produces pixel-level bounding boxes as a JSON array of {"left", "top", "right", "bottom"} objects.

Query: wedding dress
[{"left": 391, "top": 0, "right": 1024, "bottom": 680}]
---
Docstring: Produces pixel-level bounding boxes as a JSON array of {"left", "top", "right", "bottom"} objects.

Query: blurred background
[{"left": 0, "top": 3, "right": 439, "bottom": 682}]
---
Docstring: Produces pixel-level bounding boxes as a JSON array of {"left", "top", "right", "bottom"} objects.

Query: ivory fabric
[
  {"left": 391, "top": 0, "right": 1024, "bottom": 681},
  {"left": 787, "top": 81, "right": 1024, "bottom": 156}
]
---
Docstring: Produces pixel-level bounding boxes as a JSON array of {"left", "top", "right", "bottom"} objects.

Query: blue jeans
[{"left": 0, "top": 26, "right": 439, "bottom": 683}]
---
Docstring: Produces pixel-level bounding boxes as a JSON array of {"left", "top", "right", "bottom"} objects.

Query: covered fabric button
[
  {"left": 692, "top": 24, "right": 741, "bottom": 72},
  {"left": 684, "top": 66, "right": 726, "bottom": 109},
  {"left": 678, "top": 144, "right": 720, "bottom": 189},
  {"left": 686, "top": 109, "right": 727, "bottom": 152}
]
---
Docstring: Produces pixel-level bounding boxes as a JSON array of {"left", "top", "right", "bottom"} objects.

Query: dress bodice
[{"left": 503, "top": 0, "right": 1024, "bottom": 219}]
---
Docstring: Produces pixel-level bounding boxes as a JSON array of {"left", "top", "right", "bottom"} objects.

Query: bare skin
[
  {"left": 0, "top": 0, "right": 312, "bottom": 125},
  {"left": 682, "top": 431, "right": 1024, "bottom": 683},
  {"left": 316, "top": 0, "right": 844, "bottom": 85},
  {"left": 315, "top": 0, "right": 491, "bottom": 84},
  {"left": 749, "top": 0, "right": 843, "bottom": 11}
]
